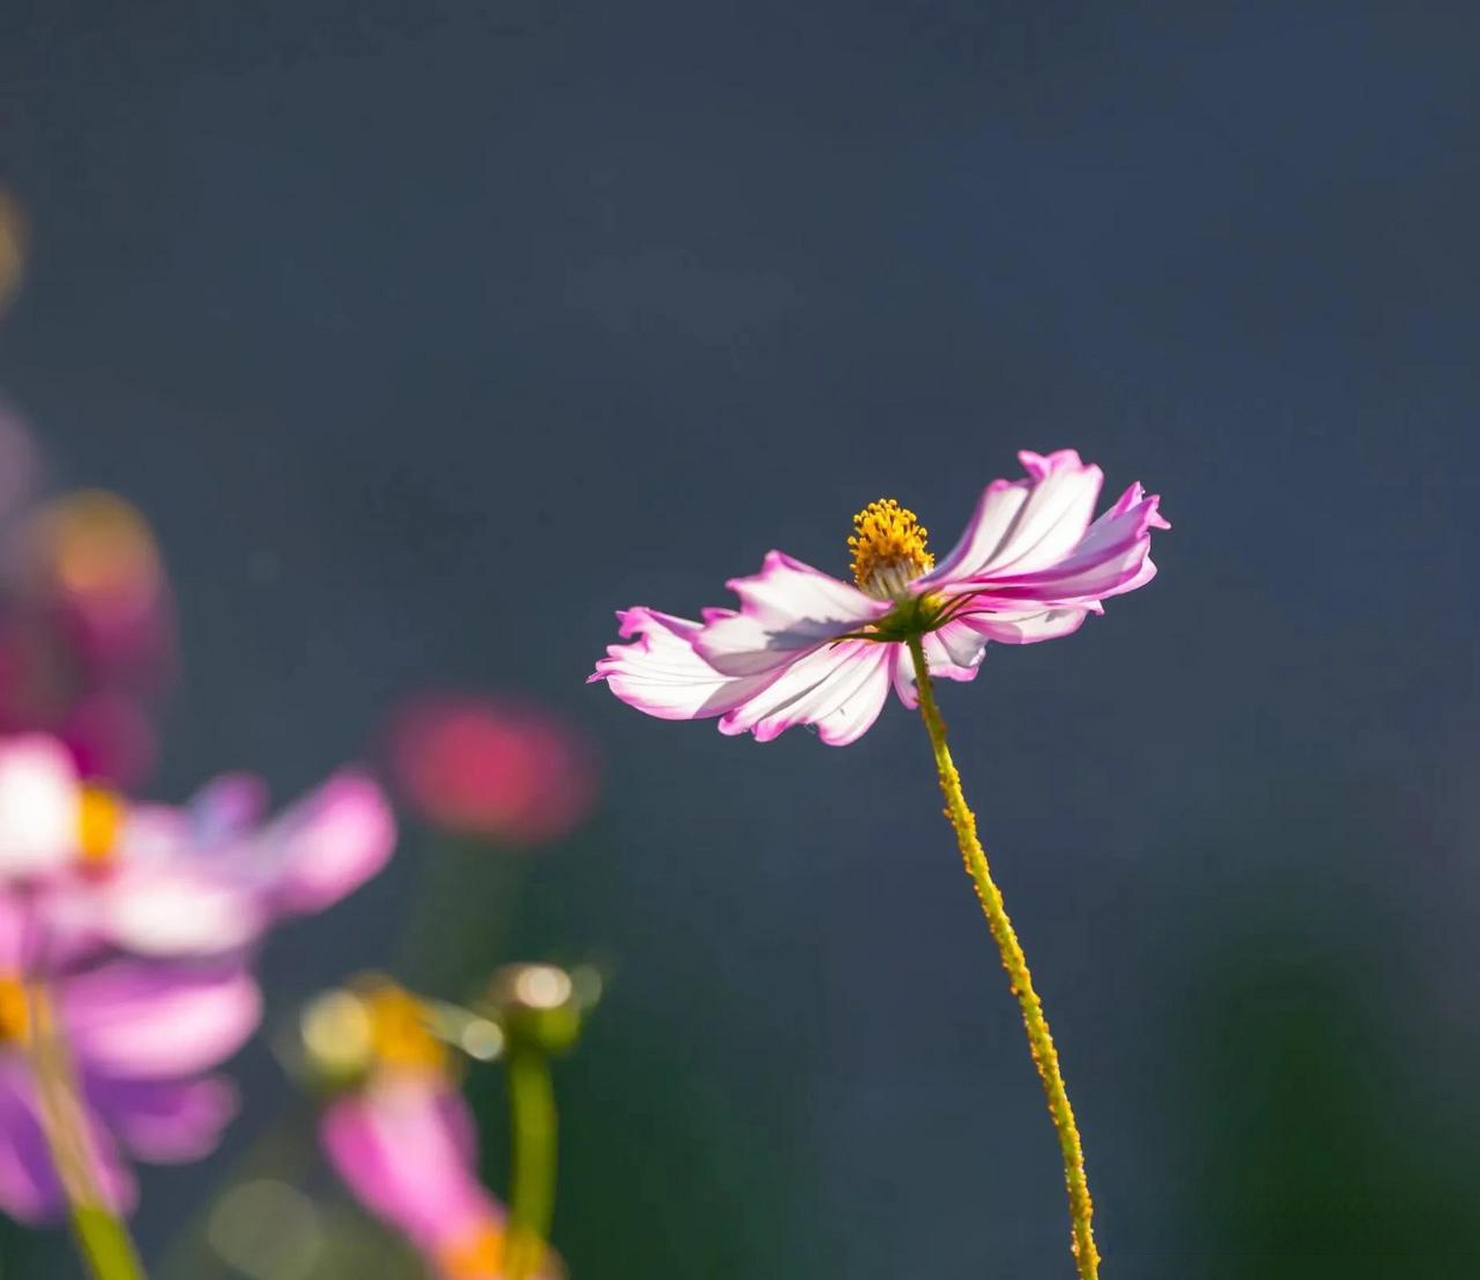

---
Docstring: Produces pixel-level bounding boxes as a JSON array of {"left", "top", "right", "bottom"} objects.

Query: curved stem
[
  {"left": 24, "top": 985, "right": 149, "bottom": 1280},
  {"left": 904, "top": 636, "right": 1100, "bottom": 1280},
  {"left": 502, "top": 1047, "right": 557, "bottom": 1280}
]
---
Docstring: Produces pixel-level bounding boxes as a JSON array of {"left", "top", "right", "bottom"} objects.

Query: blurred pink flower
[
  {"left": 0, "top": 732, "right": 396, "bottom": 959},
  {"left": 592, "top": 449, "right": 1168, "bottom": 744},
  {"left": 0, "top": 486, "right": 177, "bottom": 787},
  {"left": 314, "top": 982, "right": 553, "bottom": 1279},
  {"left": 0, "top": 890, "right": 259, "bottom": 1222},
  {"left": 387, "top": 694, "right": 597, "bottom": 846}
]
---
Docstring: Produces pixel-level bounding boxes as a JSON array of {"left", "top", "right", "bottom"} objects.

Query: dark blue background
[{"left": 3, "top": 3, "right": 1479, "bottom": 1276}]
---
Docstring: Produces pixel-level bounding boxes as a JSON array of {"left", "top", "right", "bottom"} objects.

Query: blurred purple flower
[
  {"left": 0, "top": 483, "right": 177, "bottom": 788},
  {"left": 313, "top": 982, "right": 552, "bottom": 1279},
  {"left": 0, "top": 890, "right": 259, "bottom": 1222},
  {"left": 0, "top": 732, "right": 396, "bottom": 960},
  {"left": 386, "top": 694, "right": 597, "bottom": 846}
]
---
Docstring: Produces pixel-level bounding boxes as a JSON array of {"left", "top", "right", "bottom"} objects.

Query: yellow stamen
[
  {"left": 0, "top": 975, "right": 30, "bottom": 1045},
  {"left": 361, "top": 982, "right": 448, "bottom": 1074},
  {"left": 847, "top": 498, "right": 934, "bottom": 600},
  {"left": 77, "top": 786, "right": 124, "bottom": 868}
]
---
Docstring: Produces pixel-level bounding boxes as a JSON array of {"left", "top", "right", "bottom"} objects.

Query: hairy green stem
[{"left": 905, "top": 635, "right": 1100, "bottom": 1279}]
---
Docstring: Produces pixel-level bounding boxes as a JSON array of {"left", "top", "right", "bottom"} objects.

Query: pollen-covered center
[
  {"left": 77, "top": 785, "right": 124, "bottom": 870},
  {"left": 848, "top": 499, "right": 935, "bottom": 601}
]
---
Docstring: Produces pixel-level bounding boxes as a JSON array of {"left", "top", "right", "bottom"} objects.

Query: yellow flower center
[
  {"left": 0, "top": 976, "right": 31, "bottom": 1046},
  {"left": 77, "top": 785, "right": 124, "bottom": 869},
  {"left": 362, "top": 983, "right": 448, "bottom": 1074},
  {"left": 437, "top": 1222, "right": 508, "bottom": 1279},
  {"left": 848, "top": 499, "right": 934, "bottom": 601}
]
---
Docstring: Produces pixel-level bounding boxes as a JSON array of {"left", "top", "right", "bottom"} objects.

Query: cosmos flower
[
  {"left": 386, "top": 693, "right": 598, "bottom": 846},
  {"left": 0, "top": 890, "right": 260, "bottom": 1222},
  {"left": 591, "top": 449, "right": 1168, "bottom": 744},
  {"left": 0, "top": 732, "right": 395, "bottom": 959},
  {"left": 310, "top": 982, "right": 553, "bottom": 1280}
]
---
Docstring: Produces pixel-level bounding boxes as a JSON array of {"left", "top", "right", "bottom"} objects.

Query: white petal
[
  {"left": 0, "top": 736, "right": 81, "bottom": 880},
  {"left": 694, "top": 552, "right": 886, "bottom": 677}
]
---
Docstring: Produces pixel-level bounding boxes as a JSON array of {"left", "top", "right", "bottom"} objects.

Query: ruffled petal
[
  {"left": 692, "top": 552, "right": 887, "bottom": 677},
  {"left": 888, "top": 629, "right": 987, "bottom": 710},
  {"left": 717, "top": 640, "right": 892, "bottom": 745},
  {"left": 973, "top": 481, "right": 1168, "bottom": 606},
  {"left": 86, "top": 1074, "right": 238, "bottom": 1163},
  {"left": 0, "top": 735, "right": 81, "bottom": 881},
  {"left": 960, "top": 606, "right": 1092, "bottom": 645},
  {"left": 921, "top": 450, "right": 1104, "bottom": 584},
  {"left": 590, "top": 608, "right": 778, "bottom": 721},
  {"left": 59, "top": 961, "right": 261, "bottom": 1078}
]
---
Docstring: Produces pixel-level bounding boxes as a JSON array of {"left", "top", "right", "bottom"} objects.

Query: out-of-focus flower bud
[{"left": 482, "top": 964, "right": 599, "bottom": 1057}]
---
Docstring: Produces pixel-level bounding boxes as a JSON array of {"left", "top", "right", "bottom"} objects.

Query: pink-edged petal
[
  {"left": 692, "top": 552, "right": 887, "bottom": 677},
  {"left": 0, "top": 1059, "right": 135, "bottom": 1223},
  {"left": 888, "top": 630, "right": 986, "bottom": 710},
  {"left": 960, "top": 605, "right": 1092, "bottom": 645},
  {"left": 717, "top": 640, "right": 892, "bottom": 744},
  {"left": 976, "top": 482, "right": 1167, "bottom": 605},
  {"left": 590, "top": 608, "right": 779, "bottom": 721},
  {"left": 86, "top": 1074, "right": 238, "bottom": 1163},
  {"left": 0, "top": 734, "right": 81, "bottom": 880},
  {"left": 251, "top": 772, "right": 396, "bottom": 917},
  {"left": 320, "top": 1076, "right": 499, "bottom": 1253},
  {"left": 59, "top": 961, "right": 262, "bottom": 1078},
  {"left": 922, "top": 450, "right": 1103, "bottom": 585}
]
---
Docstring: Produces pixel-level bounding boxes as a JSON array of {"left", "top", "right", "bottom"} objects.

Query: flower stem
[
  {"left": 503, "top": 1045, "right": 557, "bottom": 1280},
  {"left": 24, "top": 984, "right": 150, "bottom": 1280},
  {"left": 904, "top": 635, "right": 1100, "bottom": 1280}
]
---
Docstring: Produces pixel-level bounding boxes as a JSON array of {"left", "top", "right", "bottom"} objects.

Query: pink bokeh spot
[{"left": 388, "top": 694, "right": 599, "bottom": 846}]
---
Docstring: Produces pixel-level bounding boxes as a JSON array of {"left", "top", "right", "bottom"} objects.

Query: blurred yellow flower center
[
  {"left": 363, "top": 984, "right": 447, "bottom": 1074},
  {"left": 437, "top": 1222, "right": 507, "bottom": 1279},
  {"left": 0, "top": 976, "right": 31, "bottom": 1045},
  {"left": 77, "top": 785, "right": 124, "bottom": 868},
  {"left": 848, "top": 499, "right": 934, "bottom": 600}
]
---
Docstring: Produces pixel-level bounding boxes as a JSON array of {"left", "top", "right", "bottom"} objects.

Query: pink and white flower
[
  {"left": 0, "top": 732, "right": 396, "bottom": 959},
  {"left": 0, "top": 891, "right": 259, "bottom": 1222},
  {"left": 591, "top": 449, "right": 1168, "bottom": 744}
]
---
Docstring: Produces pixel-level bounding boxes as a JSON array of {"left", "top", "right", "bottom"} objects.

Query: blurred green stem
[
  {"left": 24, "top": 985, "right": 149, "bottom": 1280},
  {"left": 905, "top": 635, "right": 1100, "bottom": 1280},
  {"left": 502, "top": 1047, "right": 557, "bottom": 1280}
]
